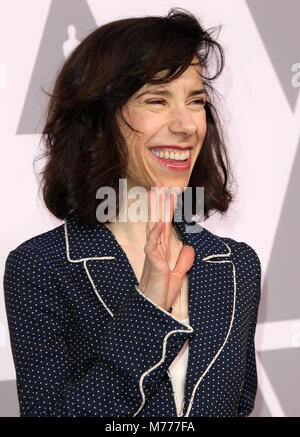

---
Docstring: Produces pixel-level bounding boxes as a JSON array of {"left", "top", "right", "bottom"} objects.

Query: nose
[{"left": 168, "top": 106, "right": 198, "bottom": 137}]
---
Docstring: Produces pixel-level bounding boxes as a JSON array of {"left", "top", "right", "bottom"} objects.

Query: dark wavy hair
[{"left": 36, "top": 7, "right": 236, "bottom": 225}]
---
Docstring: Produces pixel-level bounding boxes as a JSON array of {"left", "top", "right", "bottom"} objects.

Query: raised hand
[{"left": 138, "top": 182, "right": 195, "bottom": 313}]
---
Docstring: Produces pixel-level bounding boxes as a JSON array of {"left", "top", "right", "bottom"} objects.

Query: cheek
[
  {"left": 193, "top": 116, "right": 207, "bottom": 153},
  {"left": 126, "top": 130, "right": 150, "bottom": 175},
  {"left": 203, "top": 119, "right": 207, "bottom": 137},
  {"left": 198, "top": 111, "right": 207, "bottom": 137},
  {"left": 127, "top": 124, "right": 162, "bottom": 187},
  {"left": 193, "top": 114, "right": 207, "bottom": 160},
  {"left": 129, "top": 115, "right": 161, "bottom": 157},
  {"left": 138, "top": 113, "right": 162, "bottom": 139}
]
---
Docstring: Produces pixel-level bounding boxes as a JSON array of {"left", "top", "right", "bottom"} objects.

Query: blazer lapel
[
  {"left": 172, "top": 217, "right": 236, "bottom": 417},
  {"left": 65, "top": 209, "right": 236, "bottom": 417},
  {"left": 64, "top": 209, "right": 140, "bottom": 318}
]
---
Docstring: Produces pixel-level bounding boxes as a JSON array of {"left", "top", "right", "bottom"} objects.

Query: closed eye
[
  {"left": 145, "top": 100, "right": 166, "bottom": 105},
  {"left": 146, "top": 99, "right": 206, "bottom": 106},
  {"left": 191, "top": 99, "right": 206, "bottom": 105}
]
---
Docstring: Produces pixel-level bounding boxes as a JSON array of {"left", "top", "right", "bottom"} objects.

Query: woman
[{"left": 3, "top": 8, "right": 261, "bottom": 417}]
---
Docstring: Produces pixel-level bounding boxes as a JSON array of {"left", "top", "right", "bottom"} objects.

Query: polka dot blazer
[{"left": 3, "top": 209, "right": 261, "bottom": 417}]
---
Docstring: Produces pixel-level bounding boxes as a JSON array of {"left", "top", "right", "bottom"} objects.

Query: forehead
[{"left": 143, "top": 59, "right": 203, "bottom": 90}]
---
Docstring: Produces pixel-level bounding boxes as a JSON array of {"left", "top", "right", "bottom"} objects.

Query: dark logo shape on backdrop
[{"left": 16, "top": 0, "right": 97, "bottom": 135}]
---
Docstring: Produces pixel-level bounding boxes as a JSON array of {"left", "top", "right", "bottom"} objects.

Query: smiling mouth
[
  {"left": 149, "top": 148, "right": 192, "bottom": 170},
  {"left": 149, "top": 147, "right": 191, "bottom": 162}
]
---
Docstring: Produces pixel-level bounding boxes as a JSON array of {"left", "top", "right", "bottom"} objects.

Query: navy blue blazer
[{"left": 3, "top": 209, "right": 261, "bottom": 417}]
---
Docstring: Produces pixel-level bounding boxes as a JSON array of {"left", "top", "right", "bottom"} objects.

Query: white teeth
[{"left": 151, "top": 149, "right": 190, "bottom": 160}]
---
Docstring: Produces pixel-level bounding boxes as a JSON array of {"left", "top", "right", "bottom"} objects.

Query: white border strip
[
  {"left": 184, "top": 239, "right": 236, "bottom": 417},
  {"left": 64, "top": 220, "right": 116, "bottom": 317}
]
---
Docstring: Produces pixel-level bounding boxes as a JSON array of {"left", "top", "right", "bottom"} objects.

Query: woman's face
[{"left": 117, "top": 57, "right": 207, "bottom": 193}]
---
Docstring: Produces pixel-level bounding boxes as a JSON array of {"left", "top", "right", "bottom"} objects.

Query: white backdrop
[{"left": 1, "top": 0, "right": 299, "bottom": 417}]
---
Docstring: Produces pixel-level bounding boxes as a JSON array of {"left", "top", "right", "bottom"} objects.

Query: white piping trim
[
  {"left": 183, "top": 253, "right": 237, "bottom": 417},
  {"left": 83, "top": 260, "right": 114, "bottom": 318},
  {"left": 201, "top": 237, "right": 231, "bottom": 260},
  {"left": 133, "top": 285, "right": 193, "bottom": 417},
  {"left": 133, "top": 328, "right": 192, "bottom": 417},
  {"left": 64, "top": 221, "right": 115, "bottom": 263},
  {"left": 134, "top": 285, "right": 193, "bottom": 329},
  {"left": 64, "top": 220, "right": 116, "bottom": 317}
]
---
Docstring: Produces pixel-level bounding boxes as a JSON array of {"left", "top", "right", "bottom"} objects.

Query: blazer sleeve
[
  {"left": 3, "top": 246, "right": 192, "bottom": 417},
  {"left": 237, "top": 242, "right": 262, "bottom": 417}
]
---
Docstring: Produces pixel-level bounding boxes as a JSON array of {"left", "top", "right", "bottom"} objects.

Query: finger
[
  {"left": 153, "top": 183, "right": 170, "bottom": 255},
  {"left": 146, "top": 219, "right": 163, "bottom": 251},
  {"left": 148, "top": 183, "right": 163, "bottom": 243},
  {"left": 146, "top": 193, "right": 154, "bottom": 244},
  {"left": 157, "top": 184, "right": 169, "bottom": 245},
  {"left": 172, "top": 245, "right": 195, "bottom": 277},
  {"left": 161, "top": 188, "right": 171, "bottom": 255},
  {"left": 163, "top": 191, "right": 175, "bottom": 246},
  {"left": 146, "top": 190, "right": 152, "bottom": 237},
  {"left": 159, "top": 185, "right": 165, "bottom": 244},
  {"left": 163, "top": 191, "right": 178, "bottom": 253},
  {"left": 150, "top": 184, "right": 160, "bottom": 225},
  {"left": 155, "top": 182, "right": 163, "bottom": 223}
]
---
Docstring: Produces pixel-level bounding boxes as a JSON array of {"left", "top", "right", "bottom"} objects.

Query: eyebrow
[{"left": 136, "top": 88, "right": 206, "bottom": 99}]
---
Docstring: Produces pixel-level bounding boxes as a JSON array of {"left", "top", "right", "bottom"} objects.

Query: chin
[
  {"left": 156, "top": 180, "right": 186, "bottom": 194},
  {"left": 169, "top": 176, "right": 190, "bottom": 187}
]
